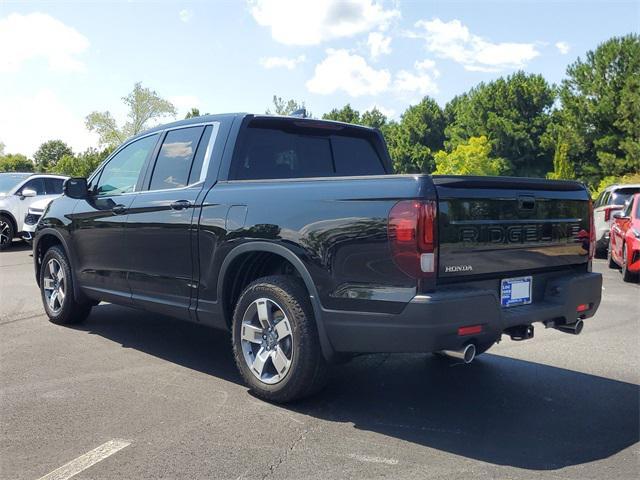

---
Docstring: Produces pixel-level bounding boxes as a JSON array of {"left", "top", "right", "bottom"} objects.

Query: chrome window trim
[{"left": 138, "top": 121, "right": 220, "bottom": 195}]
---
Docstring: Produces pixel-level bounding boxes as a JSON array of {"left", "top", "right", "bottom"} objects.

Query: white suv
[
  {"left": 0, "top": 173, "right": 68, "bottom": 250},
  {"left": 593, "top": 183, "right": 640, "bottom": 256}
]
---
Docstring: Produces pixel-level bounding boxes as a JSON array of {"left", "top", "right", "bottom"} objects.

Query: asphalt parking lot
[{"left": 1, "top": 242, "right": 638, "bottom": 479}]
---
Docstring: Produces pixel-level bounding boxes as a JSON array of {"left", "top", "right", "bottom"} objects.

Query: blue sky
[{"left": 1, "top": 0, "right": 638, "bottom": 156}]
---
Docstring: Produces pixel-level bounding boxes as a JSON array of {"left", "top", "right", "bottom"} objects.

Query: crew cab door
[
  {"left": 69, "top": 133, "right": 160, "bottom": 303},
  {"left": 125, "top": 124, "right": 216, "bottom": 320}
]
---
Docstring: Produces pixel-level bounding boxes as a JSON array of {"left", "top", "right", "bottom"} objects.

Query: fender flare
[
  {"left": 34, "top": 228, "right": 85, "bottom": 301},
  {"left": 218, "top": 241, "right": 336, "bottom": 361}
]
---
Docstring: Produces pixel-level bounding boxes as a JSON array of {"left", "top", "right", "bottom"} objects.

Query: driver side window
[{"left": 95, "top": 134, "right": 159, "bottom": 196}]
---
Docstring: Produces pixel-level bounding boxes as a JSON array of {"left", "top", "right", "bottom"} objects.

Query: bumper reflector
[
  {"left": 577, "top": 303, "right": 590, "bottom": 312},
  {"left": 458, "top": 325, "right": 483, "bottom": 336}
]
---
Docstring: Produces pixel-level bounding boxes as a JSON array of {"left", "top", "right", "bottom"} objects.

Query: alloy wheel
[
  {"left": 0, "top": 220, "right": 10, "bottom": 246},
  {"left": 240, "top": 298, "right": 294, "bottom": 385},
  {"left": 43, "top": 258, "right": 66, "bottom": 314}
]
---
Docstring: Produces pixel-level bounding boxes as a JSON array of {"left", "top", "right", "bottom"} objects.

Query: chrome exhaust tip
[
  {"left": 554, "top": 319, "right": 584, "bottom": 335},
  {"left": 439, "top": 344, "right": 476, "bottom": 364}
]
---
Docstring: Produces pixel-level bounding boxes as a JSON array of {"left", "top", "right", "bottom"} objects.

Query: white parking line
[{"left": 37, "top": 439, "right": 131, "bottom": 480}]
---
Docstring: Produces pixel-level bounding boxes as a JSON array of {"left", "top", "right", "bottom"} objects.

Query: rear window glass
[
  {"left": 231, "top": 122, "right": 385, "bottom": 180},
  {"left": 611, "top": 188, "right": 640, "bottom": 205},
  {"left": 149, "top": 126, "right": 204, "bottom": 191},
  {"left": 332, "top": 135, "right": 385, "bottom": 176}
]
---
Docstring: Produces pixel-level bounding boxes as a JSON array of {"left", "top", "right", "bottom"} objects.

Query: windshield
[{"left": 0, "top": 173, "right": 30, "bottom": 194}]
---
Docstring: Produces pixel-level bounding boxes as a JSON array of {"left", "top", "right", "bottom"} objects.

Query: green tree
[
  {"left": 385, "top": 97, "right": 446, "bottom": 173},
  {"left": 33, "top": 140, "right": 73, "bottom": 171},
  {"left": 0, "top": 142, "right": 5, "bottom": 156},
  {"left": 323, "top": 104, "right": 361, "bottom": 124},
  {"left": 546, "top": 138, "right": 575, "bottom": 180},
  {"left": 0, "top": 153, "right": 34, "bottom": 172},
  {"left": 445, "top": 71, "right": 556, "bottom": 177},
  {"left": 559, "top": 34, "right": 640, "bottom": 185},
  {"left": 185, "top": 108, "right": 203, "bottom": 119},
  {"left": 86, "top": 82, "right": 176, "bottom": 147},
  {"left": 266, "top": 95, "right": 309, "bottom": 116},
  {"left": 50, "top": 146, "right": 114, "bottom": 178},
  {"left": 434, "top": 136, "right": 507, "bottom": 176},
  {"left": 360, "top": 107, "right": 388, "bottom": 129}
]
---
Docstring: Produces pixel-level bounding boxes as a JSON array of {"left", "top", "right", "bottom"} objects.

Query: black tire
[
  {"left": 0, "top": 215, "right": 14, "bottom": 251},
  {"left": 621, "top": 244, "right": 639, "bottom": 283},
  {"left": 40, "top": 245, "right": 92, "bottom": 325},
  {"left": 231, "top": 275, "right": 327, "bottom": 403},
  {"left": 608, "top": 241, "right": 618, "bottom": 269}
]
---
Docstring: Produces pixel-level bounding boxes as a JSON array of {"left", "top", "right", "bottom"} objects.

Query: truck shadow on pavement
[{"left": 79, "top": 303, "right": 639, "bottom": 471}]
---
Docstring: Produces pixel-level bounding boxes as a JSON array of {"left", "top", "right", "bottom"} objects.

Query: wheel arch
[
  {"left": 34, "top": 229, "right": 85, "bottom": 301},
  {"left": 0, "top": 210, "right": 18, "bottom": 235},
  {"left": 218, "top": 241, "right": 335, "bottom": 361}
]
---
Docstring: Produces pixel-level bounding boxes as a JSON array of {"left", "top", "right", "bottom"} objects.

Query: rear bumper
[{"left": 323, "top": 272, "right": 602, "bottom": 354}]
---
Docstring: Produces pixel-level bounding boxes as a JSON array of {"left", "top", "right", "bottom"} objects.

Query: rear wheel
[
  {"left": 621, "top": 244, "right": 639, "bottom": 283},
  {"left": 0, "top": 215, "right": 14, "bottom": 251},
  {"left": 231, "top": 275, "right": 327, "bottom": 403},
  {"left": 40, "top": 246, "right": 92, "bottom": 325}
]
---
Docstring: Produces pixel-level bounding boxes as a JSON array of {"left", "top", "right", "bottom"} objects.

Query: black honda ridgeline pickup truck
[{"left": 34, "top": 113, "right": 602, "bottom": 402}]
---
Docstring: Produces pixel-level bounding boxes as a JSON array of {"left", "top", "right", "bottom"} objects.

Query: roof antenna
[{"left": 290, "top": 108, "right": 307, "bottom": 118}]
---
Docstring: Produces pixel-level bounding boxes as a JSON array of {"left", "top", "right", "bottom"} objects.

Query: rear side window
[
  {"left": 231, "top": 122, "right": 385, "bottom": 180},
  {"left": 332, "top": 135, "right": 385, "bottom": 176},
  {"left": 149, "top": 126, "right": 205, "bottom": 191},
  {"left": 44, "top": 178, "right": 64, "bottom": 194}
]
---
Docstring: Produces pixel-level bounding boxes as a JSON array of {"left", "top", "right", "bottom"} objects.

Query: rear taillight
[
  {"left": 604, "top": 205, "right": 623, "bottom": 222},
  {"left": 388, "top": 200, "right": 437, "bottom": 279},
  {"left": 589, "top": 199, "right": 596, "bottom": 260}
]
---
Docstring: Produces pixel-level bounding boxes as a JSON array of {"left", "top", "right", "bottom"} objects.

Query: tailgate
[{"left": 434, "top": 176, "right": 591, "bottom": 280}]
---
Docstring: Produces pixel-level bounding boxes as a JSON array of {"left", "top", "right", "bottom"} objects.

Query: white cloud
[
  {"left": 393, "top": 70, "right": 438, "bottom": 96},
  {"left": 169, "top": 95, "right": 201, "bottom": 117},
  {"left": 555, "top": 41, "right": 570, "bottom": 55},
  {"left": 179, "top": 9, "right": 193, "bottom": 23},
  {"left": 367, "top": 32, "right": 392, "bottom": 60},
  {"left": 306, "top": 49, "right": 390, "bottom": 97},
  {"left": 366, "top": 104, "right": 395, "bottom": 119},
  {"left": 259, "top": 54, "right": 306, "bottom": 70},
  {"left": 0, "top": 12, "right": 89, "bottom": 73},
  {"left": 0, "top": 89, "right": 97, "bottom": 157},
  {"left": 249, "top": 0, "right": 399, "bottom": 46},
  {"left": 411, "top": 18, "right": 539, "bottom": 72}
]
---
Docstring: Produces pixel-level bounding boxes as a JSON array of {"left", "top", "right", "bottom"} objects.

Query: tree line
[{"left": 1, "top": 34, "right": 638, "bottom": 196}]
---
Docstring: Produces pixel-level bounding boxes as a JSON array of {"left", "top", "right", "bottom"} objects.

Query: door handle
[
  {"left": 170, "top": 200, "right": 192, "bottom": 211},
  {"left": 112, "top": 204, "right": 127, "bottom": 215}
]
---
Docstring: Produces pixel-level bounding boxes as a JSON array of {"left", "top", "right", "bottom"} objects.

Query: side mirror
[
  {"left": 611, "top": 211, "right": 628, "bottom": 220},
  {"left": 20, "top": 188, "right": 37, "bottom": 198},
  {"left": 64, "top": 178, "right": 89, "bottom": 199}
]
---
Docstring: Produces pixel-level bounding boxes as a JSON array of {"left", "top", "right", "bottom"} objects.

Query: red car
[{"left": 609, "top": 193, "right": 640, "bottom": 282}]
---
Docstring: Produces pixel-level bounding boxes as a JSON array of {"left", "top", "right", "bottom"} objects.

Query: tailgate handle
[{"left": 518, "top": 196, "right": 536, "bottom": 210}]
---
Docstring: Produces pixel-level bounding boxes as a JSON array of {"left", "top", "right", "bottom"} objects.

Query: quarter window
[
  {"left": 96, "top": 134, "right": 159, "bottom": 196},
  {"left": 148, "top": 127, "right": 205, "bottom": 191}
]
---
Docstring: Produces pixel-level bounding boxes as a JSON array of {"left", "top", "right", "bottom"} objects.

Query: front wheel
[
  {"left": 0, "top": 216, "right": 14, "bottom": 251},
  {"left": 608, "top": 240, "right": 618, "bottom": 269},
  {"left": 231, "top": 275, "right": 327, "bottom": 403},
  {"left": 621, "top": 244, "right": 639, "bottom": 283},
  {"left": 40, "top": 246, "right": 92, "bottom": 325}
]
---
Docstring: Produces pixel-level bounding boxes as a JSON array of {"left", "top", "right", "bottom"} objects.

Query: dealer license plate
[{"left": 500, "top": 276, "right": 532, "bottom": 307}]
